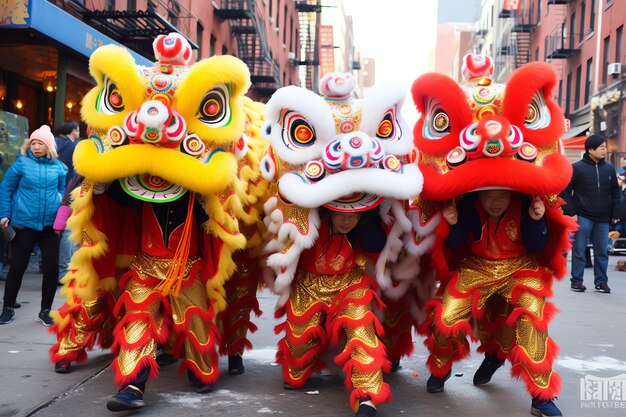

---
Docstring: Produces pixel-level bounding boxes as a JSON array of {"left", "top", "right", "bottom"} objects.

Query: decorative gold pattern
[
  {"left": 280, "top": 203, "right": 311, "bottom": 235},
  {"left": 351, "top": 367, "right": 383, "bottom": 395},
  {"left": 454, "top": 255, "right": 538, "bottom": 292},
  {"left": 504, "top": 220, "right": 519, "bottom": 241},
  {"left": 290, "top": 268, "right": 364, "bottom": 316},
  {"left": 57, "top": 297, "right": 110, "bottom": 355},
  {"left": 515, "top": 317, "right": 549, "bottom": 362},
  {"left": 131, "top": 252, "right": 200, "bottom": 284}
]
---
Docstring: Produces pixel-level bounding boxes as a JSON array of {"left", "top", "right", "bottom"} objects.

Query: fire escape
[
  {"left": 498, "top": 0, "right": 535, "bottom": 70},
  {"left": 214, "top": 0, "right": 281, "bottom": 98},
  {"left": 73, "top": 0, "right": 200, "bottom": 61},
  {"left": 545, "top": 1, "right": 578, "bottom": 60},
  {"left": 295, "top": 0, "right": 322, "bottom": 91}
]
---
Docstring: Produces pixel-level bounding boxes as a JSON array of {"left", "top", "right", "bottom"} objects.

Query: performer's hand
[
  {"left": 442, "top": 205, "right": 458, "bottom": 225},
  {"left": 0, "top": 217, "right": 8, "bottom": 228},
  {"left": 529, "top": 195, "right": 545, "bottom": 220}
]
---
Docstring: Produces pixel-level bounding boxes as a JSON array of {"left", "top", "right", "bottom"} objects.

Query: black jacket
[
  {"left": 55, "top": 136, "right": 76, "bottom": 187},
  {"left": 560, "top": 153, "right": 621, "bottom": 222}
]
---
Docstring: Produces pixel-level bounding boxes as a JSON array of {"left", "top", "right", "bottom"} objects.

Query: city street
[{"left": 1, "top": 254, "right": 625, "bottom": 417}]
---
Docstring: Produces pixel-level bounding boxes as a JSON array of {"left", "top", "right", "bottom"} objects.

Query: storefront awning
[
  {"left": 1, "top": 0, "right": 152, "bottom": 66},
  {"left": 562, "top": 135, "right": 587, "bottom": 150},
  {"left": 562, "top": 122, "right": 590, "bottom": 140}
]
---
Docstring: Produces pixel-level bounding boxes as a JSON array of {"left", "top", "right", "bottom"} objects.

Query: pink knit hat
[
  {"left": 21, "top": 125, "right": 57, "bottom": 158},
  {"left": 30, "top": 125, "right": 56, "bottom": 151}
]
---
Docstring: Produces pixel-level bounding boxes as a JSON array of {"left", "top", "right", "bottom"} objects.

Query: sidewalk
[{"left": 1, "top": 255, "right": 625, "bottom": 417}]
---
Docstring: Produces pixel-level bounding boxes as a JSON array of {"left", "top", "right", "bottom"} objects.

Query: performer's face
[
  {"left": 478, "top": 190, "right": 512, "bottom": 219},
  {"left": 330, "top": 212, "right": 360, "bottom": 234}
]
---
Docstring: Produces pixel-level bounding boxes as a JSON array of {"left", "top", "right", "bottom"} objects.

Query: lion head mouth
[{"left": 276, "top": 162, "right": 422, "bottom": 209}]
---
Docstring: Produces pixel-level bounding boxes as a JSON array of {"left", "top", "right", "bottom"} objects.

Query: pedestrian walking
[{"left": 0, "top": 125, "right": 67, "bottom": 325}]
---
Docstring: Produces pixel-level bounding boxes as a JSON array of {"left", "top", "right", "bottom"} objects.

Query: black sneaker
[
  {"left": 55, "top": 361, "right": 72, "bottom": 374},
  {"left": 595, "top": 282, "right": 611, "bottom": 293},
  {"left": 106, "top": 385, "right": 145, "bottom": 411},
  {"left": 13, "top": 302, "right": 21, "bottom": 309},
  {"left": 426, "top": 370, "right": 451, "bottom": 393},
  {"left": 228, "top": 354, "right": 245, "bottom": 375},
  {"left": 473, "top": 352, "right": 505, "bottom": 385},
  {"left": 570, "top": 282, "right": 586, "bottom": 292},
  {"left": 531, "top": 397, "right": 562, "bottom": 416},
  {"left": 390, "top": 359, "right": 402, "bottom": 373},
  {"left": 155, "top": 352, "right": 178, "bottom": 367},
  {"left": 0, "top": 307, "right": 15, "bottom": 325},
  {"left": 37, "top": 309, "right": 53, "bottom": 327},
  {"left": 354, "top": 403, "right": 377, "bottom": 417},
  {"left": 187, "top": 369, "right": 213, "bottom": 393}
]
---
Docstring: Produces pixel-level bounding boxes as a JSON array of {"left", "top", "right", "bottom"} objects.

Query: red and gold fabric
[
  {"left": 274, "top": 221, "right": 391, "bottom": 409},
  {"left": 49, "top": 33, "right": 269, "bottom": 385},
  {"left": 410, "top": 54, "right": 578, "bottom": 400},
  {"left": 111, "top": 252, "right": 219, "bottom": 385}
]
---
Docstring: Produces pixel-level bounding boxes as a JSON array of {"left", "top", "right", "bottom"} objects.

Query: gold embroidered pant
[
  {"left": 424, "top": 255, "right": 561, "bottom": 399},
  {"left": 275, "top": 268, "right": 391, "bottom": 409},
  {"left": 218, "top": 250, "right": 261, "bottom": 356},
  {"left": 51, "top": 289, "right": 116, "bottom": 363},
  {"left": 111, "top": 253, "right": 219, "bottom": 387}
]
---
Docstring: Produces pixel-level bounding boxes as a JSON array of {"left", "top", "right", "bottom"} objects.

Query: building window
[
  {"left": 603, "top": 36, "right": 610, "bottom": 86},
  {"left": 269, "top": 0, "right": 273, "bottom": 19},
  {"left": 537, "top": 0, "right": 541, "bottom": 23},
  {"left": 569, "top": 12, "right": 576, "bottom": 48},
  {"left": 127, "top": 0, "right": 136, "bottom": 10},
  {"left": 584, "top": 58, "right": 592, "bottom": 104},
  {"left": 617, "top": 26, "right": 623, "bottom": 63},
  {"left": 579, "top": 1, "right": 585, "bottom": 43},
  {"left": 210, "top": 35, "right": 216, "bottom": 57},
  {"left": 105, "top": 0, "right": 114, "bottom": 11},
  {"left": 283, "top": 5, "right": 288, "bottom": 45},
  {"left": 222, "top": 45, "right": 227, "bottom": 56},
  {"left": 544, "top": 36, "right": 548, "bottom": 60},
  {"left": 566, "top": 72, "right": 572, "bottom": 114},
  {"left": 558, "top": 79, "right": 563, "bottom": 107},
  {"left": 535, "top": 47, "right": 539, "bottom": 61},
  {"left": 575, "top": 65, "right": 582, "bottom": 110},
  {"left": 590, "top": 0, "right": 596, "bottom": 32},
  {"left": 196, "top": 22, "right": 204, "bottom": 60},
  {"left": 290, "top": 16, "right": 294, "bottom": 51}
]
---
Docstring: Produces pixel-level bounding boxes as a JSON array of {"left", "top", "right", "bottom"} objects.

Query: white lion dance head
[{"left": 260, "top": 72, "right": 424, "bottom": 307}]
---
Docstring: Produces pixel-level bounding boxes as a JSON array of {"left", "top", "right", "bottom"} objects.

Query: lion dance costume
[
  {"left": 260, "top": 73, "right": 424, "bottom": 416},
  {"left": 411, "top": 54, "right": 577, "bottom": 415},
  {"left": 49, "top": 33, "right": 268, "bottom": 410}
]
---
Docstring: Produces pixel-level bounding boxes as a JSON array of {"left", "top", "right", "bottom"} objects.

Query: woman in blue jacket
[{"left": 0, "top": 125, "right": 67, "bottom": 326}]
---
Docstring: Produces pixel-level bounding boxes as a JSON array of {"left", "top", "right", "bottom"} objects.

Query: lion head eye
[
  {"left": 526, "top": 103, "right": 538, "bottom": 124},
  {"left": 280, "top": 109, "right": 316, "bottom": 150},
  {"left": 198, "top": 84, "right": 231, "bottom": 128},
  {"left": 524, "top": 92, "right": 551, "bottom": 130},
  {"left": 433, "top": 111, "right": 450, "bottom": 133},
  {"left": 98, "top": 78, "right": 125, "bottom": 115}
]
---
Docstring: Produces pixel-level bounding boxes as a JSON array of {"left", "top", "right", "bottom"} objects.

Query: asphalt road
[{"left": 1, "top": 255, "right": 625, "bottom": 417}]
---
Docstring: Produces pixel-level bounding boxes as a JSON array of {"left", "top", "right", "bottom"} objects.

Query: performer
[
  {"left": 46, "top": 33, "right": 260, "bottom": 412},
  {"left": 426, "top": 190, "right": 553, "bottom": 393},
  {"left": 276, "top": 209, "right": 389, "bottom": 416},
  {"left": 411, "top": 54, "right": 577, "bottom": 417},
  {"left": 261, "top": 73, "right": 425, "bottom": 417}
]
